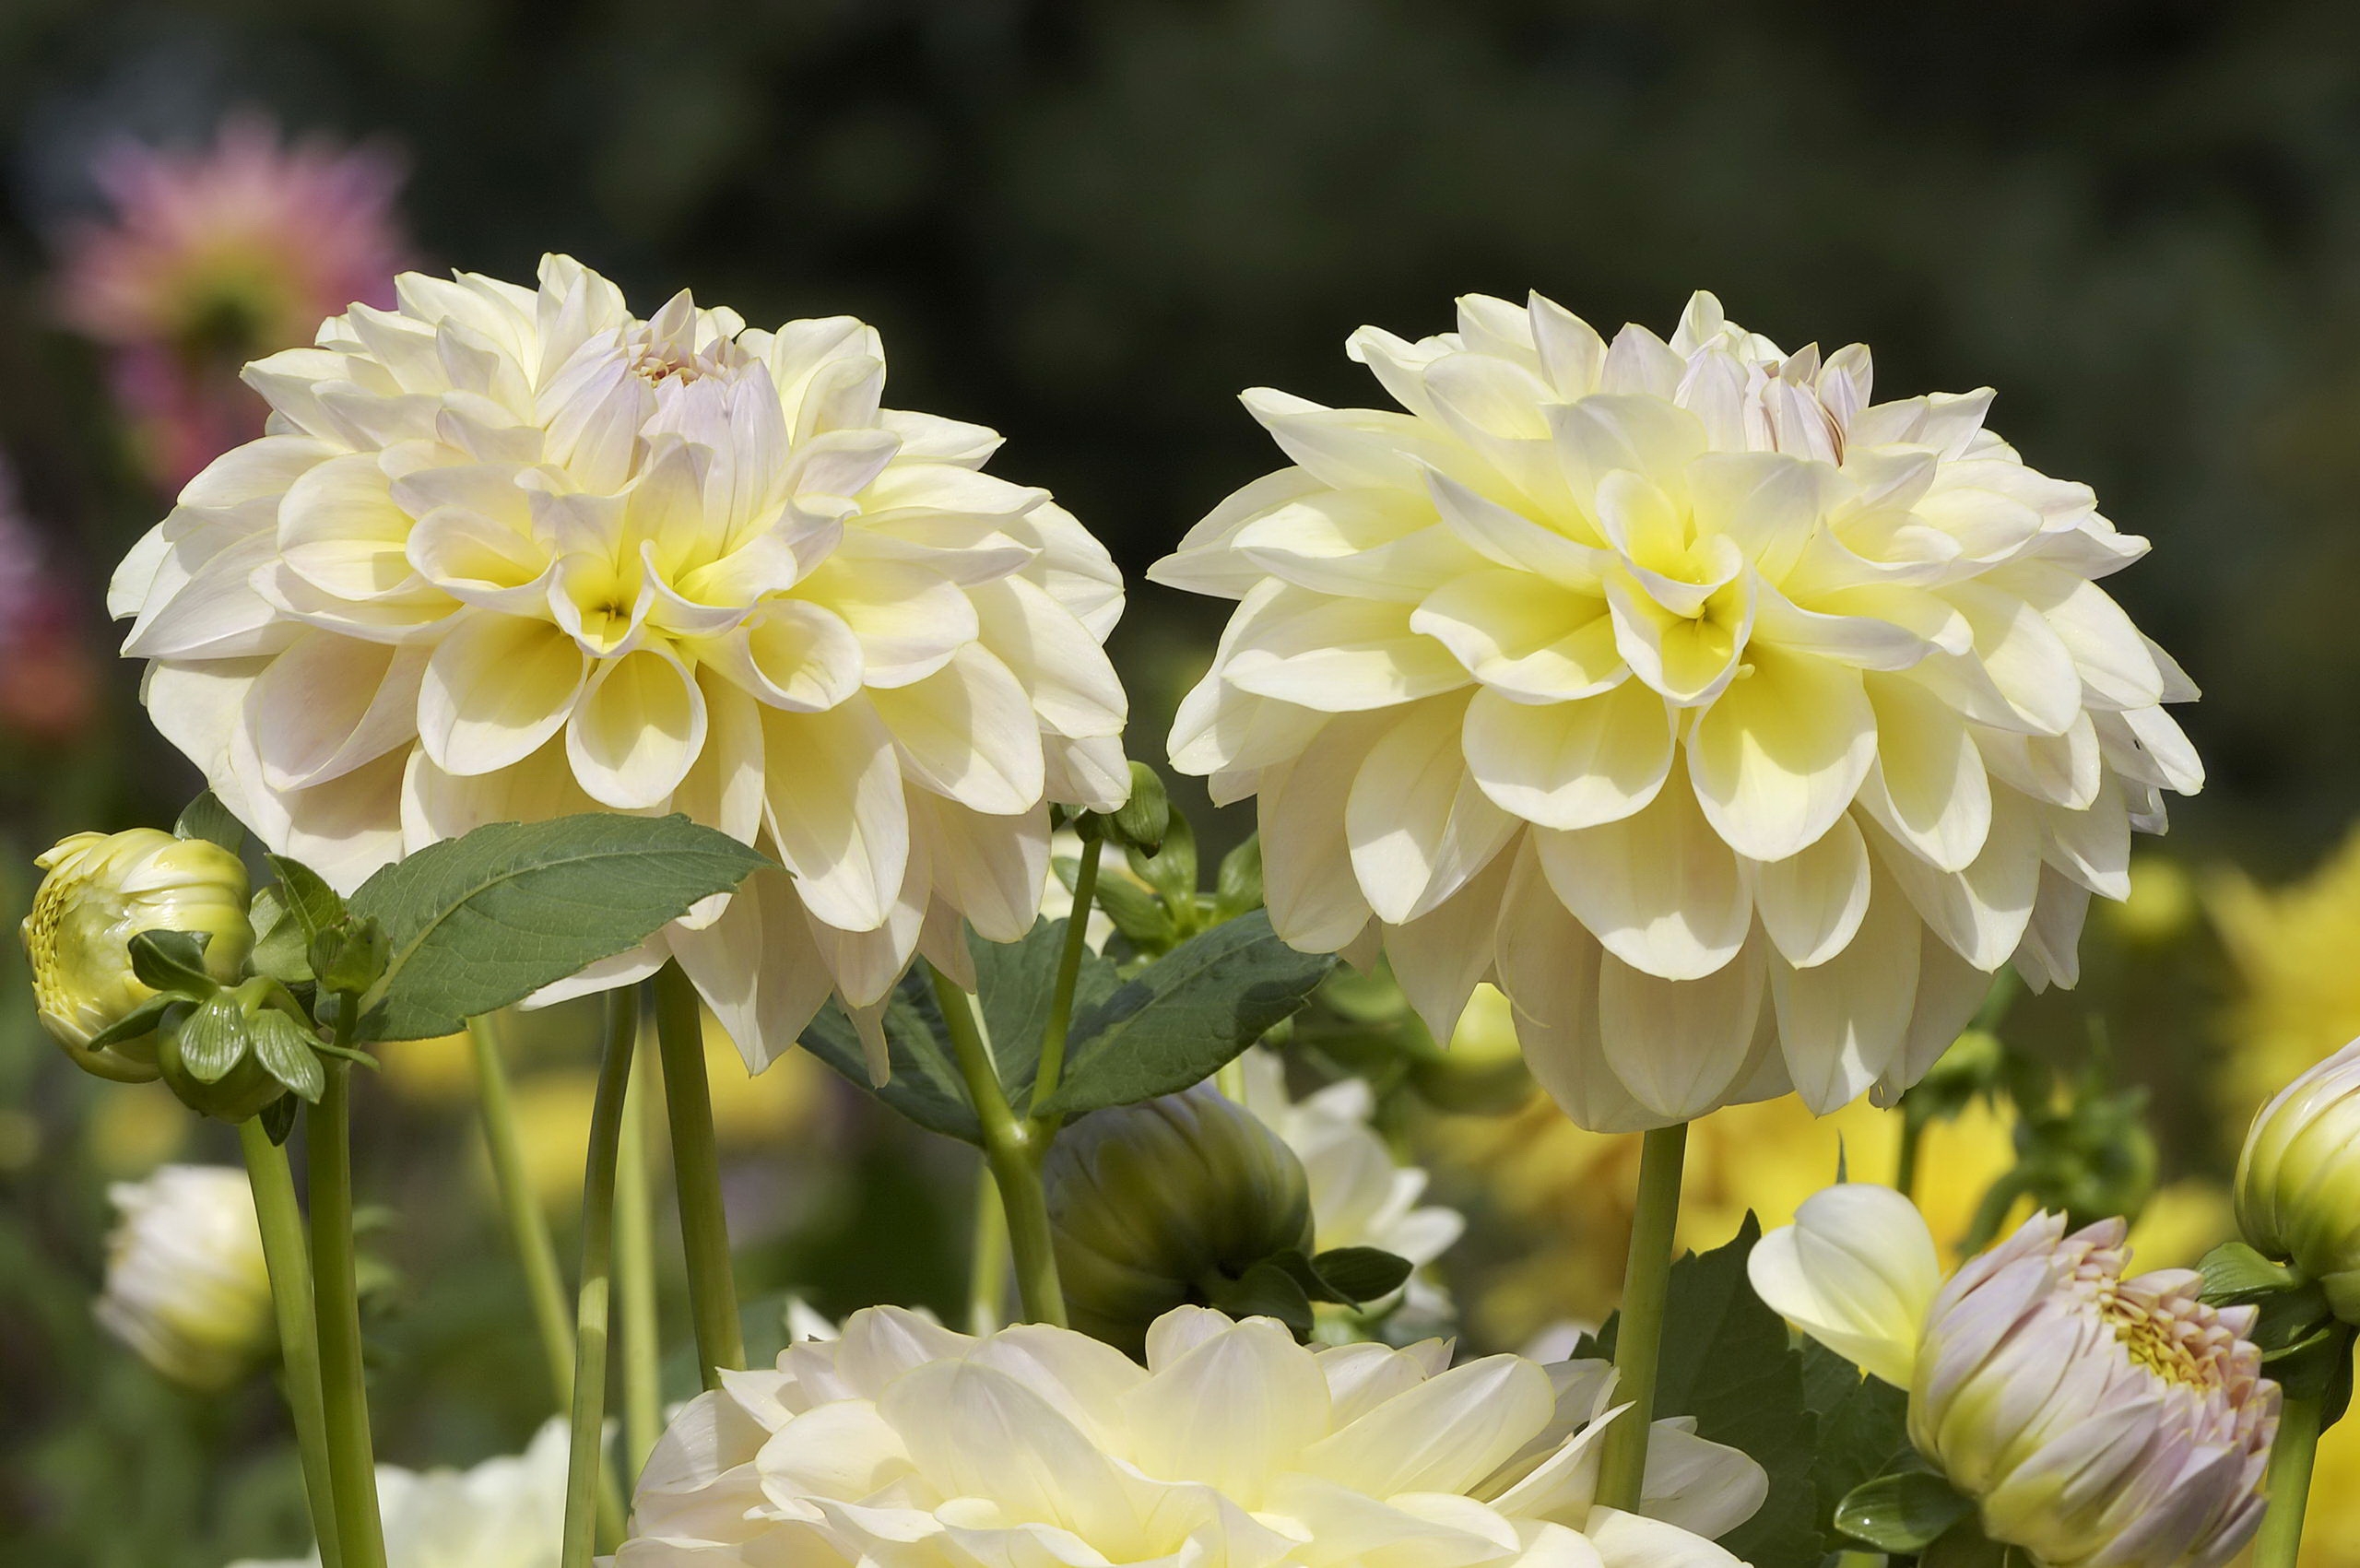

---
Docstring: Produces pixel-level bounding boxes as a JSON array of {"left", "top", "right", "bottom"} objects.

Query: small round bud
[
  {"left": 1043, "top": 1085, "right": 1313, "bottom": 1354},
  {"left": 155, "top": 979, "right": 296, "bottom": 1123},
  {"left": 96, "top": 1164, "right": 273, "bottom": 1392},
  {"left": 2236, "top": 1036, "right": 2360, "bottom": 1323},
  {"left": 21, "top": 830, "right": 254, "bottom": 1079},
  {"left": 1108, "top": 761, "right": 1171, "bottom": 856}
]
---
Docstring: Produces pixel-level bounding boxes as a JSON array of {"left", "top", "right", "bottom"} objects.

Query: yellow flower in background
[
  {"left": 2301, "top": 1420, "right": 2360, "bottom": 1568},
  {"left": 379, "top": 1029, "right": 478, "bottom": 1104},
  {"left": 1428, "top": 1081, "right": 2016, "bottom": 1344},
  {"left": 2212, "top": 822, "right": 2360, "bottom": 1115},
  {"left": 86, "top": 1082, "right": 195, "bottom": 1178},
  {"left": 110, "top": 253, "right": 1127, "bottom": 1077},
  {"left": 1155, "top": 290, "right": 2199, "bottom": 1131}
]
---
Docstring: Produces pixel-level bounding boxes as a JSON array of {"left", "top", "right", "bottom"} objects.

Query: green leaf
[
  {"left": 2198, "top": 1241, "right": 2305, "bottom": 1303},
  {"left": 1583, "top": 1216, "right": 1823, "bottom": 1568},
  {"left": 127, "top": 928, "right": 218, "bottom": 999},
  {"left": 249, "top": 886, "right": 314, "bottom": 985},
  {"left": 266, "top": 854, "right": 347, "bottom": 945},
  {"left": 1213, "top": 833, "right": 1264, "bottom": 921},
  {"left": 175, "top": 791, "right": 246, "bottom": 853},
  {"left": 1834, "top": 1470, "right": 1976, "bottom": 1551},
  {"left": 348, "top": 814, "right": 769, "bottom": 1042},
  {"left": 1309, "top": 1245, "right": 1412, "bottom": 1305},
  {"left": 1037, "top": 913, "right": 1334, "bottom": 1119},
  {"left": 1091, "top": 873, "right": 1173, "bottom": 948},
  {"left": 1801, "top": 1340, "right": 1913, "bottom": 1551},
  {"left": 249, "top": 1008, "right": 327, "bottom": 1102},
  {"left": 1213, "top": 1258, "right": 1314, "bottom": 1340},
  {"left": 261, "top": 1092, "right": 299, "bottom": 1145},
  {"left": 799, "top": 976, "right": 982, "bottom": 1144},
  {"left": 171, "top": 995, "right": 251, "bottom": 1084},
  {"left": 88, "top": 993, "right": 180, "bottom": 1047},
  {"left": 970, "top": 919, "right": 1119, "bottom": 1110}
]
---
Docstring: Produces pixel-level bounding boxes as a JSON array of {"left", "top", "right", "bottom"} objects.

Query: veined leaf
[
  {"left": 799, "top": 974, "right": 979, "bottom": 1144},
  {"left": 349, "top": 815, "right": 767, "bottom": 1042}
]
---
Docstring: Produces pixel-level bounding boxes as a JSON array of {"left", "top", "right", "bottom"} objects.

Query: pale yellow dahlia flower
[
  {"left": 1153, "top": 292, "right": 2199, "bottom": 1129},
  {"left": 622, "top": 1303, "right": 1766, "bottom": 1568},
  {"left": 96, "top": 1163, "right": 272, "bottom": 1392},
  {"left": 109, "top": 254, "right": 1127, "bottom": 1067},
  {"left": 1752, "top": 1186, "right": 2274, "bottom": 1568}
]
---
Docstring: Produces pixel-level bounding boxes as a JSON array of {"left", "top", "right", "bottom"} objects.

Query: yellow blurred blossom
[
  {"left": 504, "top": 1070, "right": 600, "bottom": 1212},
  {"left": 379, "top": 1031, "right": 478, "bottom": 1105},
  {"left": 86, "top": 1081, "right": 193, "bottom": 1178},
  {"left": 2300, "top": 1418, "right": 2360, "bottom": 1568},
  {"left": 1428, "top": 1087, "right": 2017, "bottom": 1345},
  {"left": 2104, "top": 851, "right": 2201, "bottom": 946},
  {"left": 2212, "top": 823, "right": 2360, "bottom": 1114},
  {"left": 2123, "top": 1176, "right": 2235, "bottom": 1271},
  {"left": 702, "top": 1009, "right": 823, "bottom": 1149}
]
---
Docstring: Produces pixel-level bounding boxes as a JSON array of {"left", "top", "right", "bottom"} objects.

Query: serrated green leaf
[
  {"left": 1310, "top": 1245, "right": 1412, "bottom": 1305},
  {"left": 267, "top": 854, "right": 346, "bottom": 945},
  {"left": 970, "top": 918, "right": 1119, "bottom": 1111},
  {"left": 1801, "top": 1340, "right": 1914, "bottom": 1552},
  {"left": 128, "top": 928, "right": 218, "bottom": 998},
  {"left": 249, "top": 1008, "right": 327, "bottom": 1102},
  {"left": 1834, "top": 1470, "right": 1976, "bottom": 1551},
  {"left": 172, "top": 995, "right": 251, "bottom": 1083},
  {"left": 799, "top": 975, "right": 981, "bottom": 1144},
  {"left": 348, "top": 814, "right": 768, "bottom": 1042},
  {"left": 175, "top": 792, "right": 246, "bottom": 853},
  {"left": 1037, "top": 913, "right": 1334, "bottom": 1120},
  {"left": 1584, "top": 1216, "right": 1822, "bottom": 1568}
]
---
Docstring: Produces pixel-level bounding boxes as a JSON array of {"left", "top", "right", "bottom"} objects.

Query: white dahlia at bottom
[
  {"left": 1152, "top": 292, "right": 2201, "bottom": 1129},
  {"left": 233, "top": 1418, "right": 568, "bottom": 1568},
  {"left": 622, "top": 1304, "right": 1766, "bottom": 1568},
  {"left": 1751, "top": 1185, "right": 2275, "bottom": 1567},
  {"left": 109, "top": 254, "right": 1126, "bottom": 1068}
]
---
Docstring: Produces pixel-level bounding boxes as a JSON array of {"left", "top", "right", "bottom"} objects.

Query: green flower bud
[
  {"left": 156, "top": 979, "right": 298, "bottom": 1123},
  {"left": 2236, "top": 1037, "right": 2360, "bottom": 1323},
  {"left": 21, "top": 829, "right": 253, "bottom": 1080},
  {"left": 1044, "top": 1085, "right": 1313, "bottom": 1354}
]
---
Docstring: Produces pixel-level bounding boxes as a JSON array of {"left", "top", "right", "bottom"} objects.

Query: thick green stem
[
  {"left": 560, "top": 991, "right": 636, "bottom": 1568},
  {"left": 238, "top": 1117, "right": 340, "bottom": 1568},
  {"left": 2254, "top": 1385, "right": 2322, "bottom": 1568},
  {"left": 467, "top": 1015, "right": 574, "bottom": 1405},
  {"left": 652, "top": 961, "right": 742, "bottom": 1387},
  {"left": 615, "top": 1040, "right": 662, "bottom": 1483},
  {"left": 968, "top": 1162, "right": 1010, "bottom": 1336},
  {"left": 1030, "top": 834, "right": 1103, "bottom": 1117},
  {"left": 309, "top": 1053, "right": 386, "bottom": 1568},
  {"left": 1894, "top": 1112, "right": 1923, "bottom": 1199},
  {"left": 1596, "top": 1121, "right": 1690, "bottom": 1513},
  {"left": 930, "top": 966, "right": 1066, "bottom": 1326}
]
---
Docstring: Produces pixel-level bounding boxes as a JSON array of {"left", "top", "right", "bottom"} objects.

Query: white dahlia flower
[
  {"left": 1237, "top": 1047, "right": 1464, "bottom": 1295},
  {"left": 622, "top": 1303, "right": 1765, "bottom": 1568},
  {"left": 232, "top": 1417, "right": 568, "bottom": 1568},
  {"left": 97, "top": 1163, "right": 272, "bottom": 1392},
  {"left": 110, "top": 254, "right": 1127, "bottom": 1067},
  {"left": 1152, "top": 291, "right": 2199, "bottom": 1129},
  {"left": 1752, "top": 1185, "right": 2275, "bottom": 1567}
]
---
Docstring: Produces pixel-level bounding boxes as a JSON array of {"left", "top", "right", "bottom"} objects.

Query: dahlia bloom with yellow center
[
  {"left": 622, "top": 1303, "right": 1766, "bottom": 1568},
  {"left": 1153, "top": 291, "right": 2200, "bottom": 1130},
  {"left": 109, "top": 254, "right": 1127, "bottom": 1068}
]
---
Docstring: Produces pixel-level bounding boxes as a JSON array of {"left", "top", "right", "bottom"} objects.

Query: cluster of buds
[{"left": 21, "top": 819, "right": 379, "bottom": 1126}]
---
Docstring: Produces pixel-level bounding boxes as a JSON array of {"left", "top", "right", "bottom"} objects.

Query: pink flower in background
[
  {"left": 53, "top": 114, "right": 411, "bottom": 488},
  {"left": 0, "top": 461, "right": 97, "bottom": 745}
]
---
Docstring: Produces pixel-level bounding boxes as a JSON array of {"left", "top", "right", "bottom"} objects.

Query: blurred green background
[{"left": 6, "top": 2, "right": 2360, "bottom": 1562}]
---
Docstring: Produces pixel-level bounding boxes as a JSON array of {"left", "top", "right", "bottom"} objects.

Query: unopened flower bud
[
  {"left": 156, "top": 978, "right": 303, "bottom": 1123},
  {"left": 96, "top": 1164, "right": 272, "bottom": 1392},
  {"left": 22, "top": 829, "right": 253, "bottom": 1079},
  {"left": 2236, "top": 1037, "right": 2360, "bottom": 1323},
  {"left": 1043, "top": 1084, "right": 1312, "bottom": 1354}
]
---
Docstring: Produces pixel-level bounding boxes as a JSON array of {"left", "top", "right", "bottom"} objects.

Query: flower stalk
[
  {"left": 236, "top": 1115, "right": 340, "bottom": 1568},
  {"left": 466, "top": 1014, "right": 574, "bottom": 1404},
  {"left": 308, "top": 1049, "right": 386, "bottom": 1568},
  {"left": 615, "top": 1041, "right": 662, "bottom": 1481},
  {"left": 560, "top": 990, "right": 637, "bottom": 1568},
  {"left": 1597, "top": 1120, "right": 1690, "bottom": 1511},
  {"left": 967, "top": 1164, "right": 1009, "bottom": 1336},
  {"left": 931, "top": 966, "right": 1066, "bottom": 1327},
  {"left": 2253, "top": 1385, "right": 2320, "bottom": 1568},
  {"left": 653, "top": 960, "right": 743, "bottom": 1387},
  {"left": 1030, "top": 832, "right": 1103, "bottom": 1115}
]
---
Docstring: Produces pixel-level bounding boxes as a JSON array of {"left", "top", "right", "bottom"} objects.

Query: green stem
[
  {"left": 1596, "top": 1121, "right": 1690, "bottom": 1513},
  {"left": 652, "top": 961, "right": 742, "bottom": 1387},
  {"left": 467, "top": 1015, "right": 574, "bottom": 1405},
  {"left": 1894, "top": 1111, "right": 1923, "bottom": 1199},
  {"left": 560, "top": 991, "right": 636, "bottom": 1568},
  {"left": 1030, "top": 833, "right": 1102, "bottom": 1118},
  {"left": 309, "top": 1051, "right": 386, "bottom": 1568},
  {"left": 930, "top": 965, "right": 1066, "bottom": 1326},
  {"left": 2254, "top": 1385, "right": 2322, "bottom": 1568},
  {"left": 967, "top": 1162, "right": 1010, "bottom": 1336},
  {"left": 616, "top": 1039, "right": 661, "bottom": 1483},
  {"left": 237, "top": 1117, "right": 340, "bottom": 1568}
]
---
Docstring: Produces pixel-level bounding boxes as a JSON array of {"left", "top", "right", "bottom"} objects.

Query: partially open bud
[
  {"left": 1043, "top": 1085, "right": 1313, "bottom": 1354},
  {"left": 22, "top": 829, "right": 253, "bottom": 1079},
  {"left": 96, "top": 1164, "right": 272, "bottom": 1392},
  {"left": 2236, "top": 1036, "right": 2360, "bottom": 1323}
]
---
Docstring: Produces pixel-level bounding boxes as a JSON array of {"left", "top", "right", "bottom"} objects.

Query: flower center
[{"left": 2094, "top": 1277, "right": 2250, "bottom": 1393}]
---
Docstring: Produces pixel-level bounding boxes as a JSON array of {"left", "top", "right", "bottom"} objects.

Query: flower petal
[
  {"left": 1462, "top": 682, "right": 1674, "bottom": 832},
  {"left": 1687, "top": 647, "right": 1875, "bottom": 863},
  {"left": 1538, "top": 782, "right": 1749, "bottom": 982},
  {"left": 1747, "top": 1185, "right": 1939, "bottom": 1388},
  {"left": 418, "top": 614, "right": 588, "bottom": 777}
]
